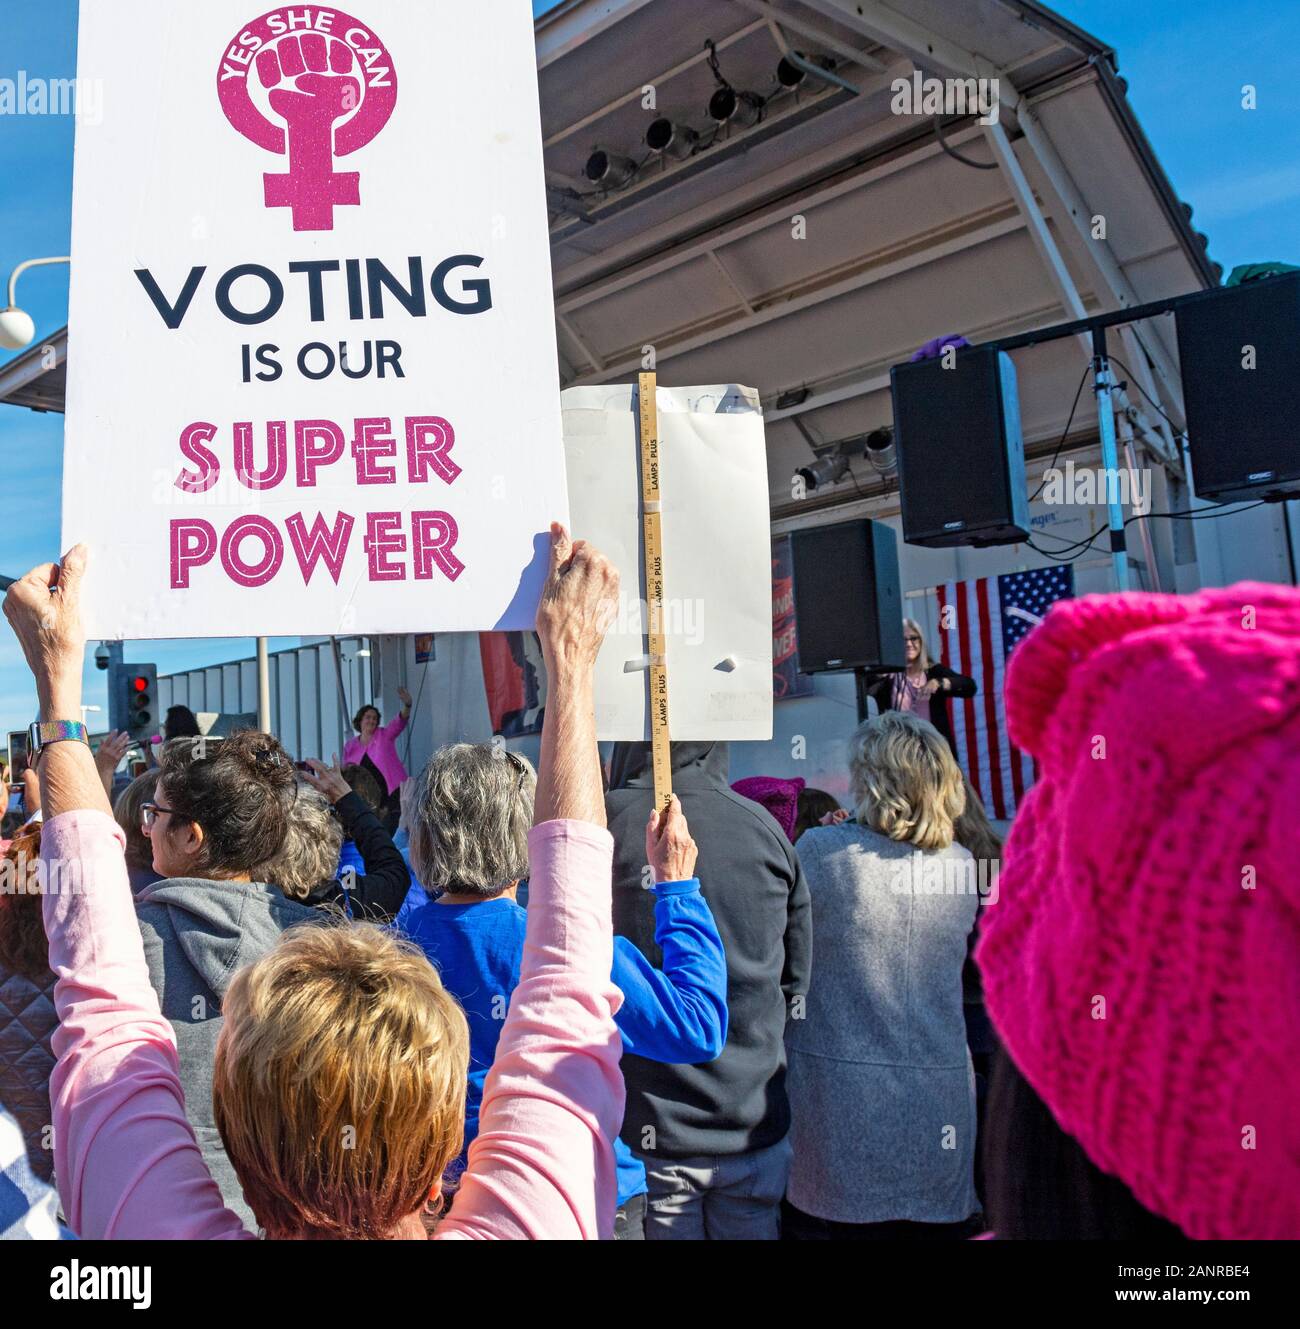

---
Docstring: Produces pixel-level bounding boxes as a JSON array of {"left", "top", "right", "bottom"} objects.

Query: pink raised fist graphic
[
  {"left": 259, "top": 32, "right": 360, "bottom": 119},
  {"left": 259, "top": 34, "right": 362, "bottom": 230},
  {"left": 217, "top": 10, "right": 399, "bottom": 232}
]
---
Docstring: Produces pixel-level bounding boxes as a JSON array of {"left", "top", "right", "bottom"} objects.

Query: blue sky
[{"left": 2, "top": 0, "right": 1297, "bottom": 741}]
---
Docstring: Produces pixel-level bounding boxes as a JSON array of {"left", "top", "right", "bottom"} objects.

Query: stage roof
[{"left": 3, "top": 0, "right": 1217, "bottom": 526}]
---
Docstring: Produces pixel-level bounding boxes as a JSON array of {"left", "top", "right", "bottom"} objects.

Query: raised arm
[
  {"left": 438, "top": 523, "right": 624, "bottom": 1240},
  {"left": 4, "top": 547, "right": 246, "bottom": 1240},
  {"left": 531, "top": 525, "right": 611, "bottom": 828},
  {"left": 611, "top": 796, "right": 728, "bottom": 1064},
  {"left": 301, "top": 755, "right": 411, "bottom": 919},
  {"left": 382, "top": 686, "right": 412, "bottom": 740}
]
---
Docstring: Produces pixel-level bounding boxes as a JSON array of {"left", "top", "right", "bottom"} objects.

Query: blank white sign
[{"left": 563, "top": 384, "right": 774, "bottom": 742}]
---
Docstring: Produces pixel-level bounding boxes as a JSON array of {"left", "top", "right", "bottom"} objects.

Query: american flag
[{"left": 929, "top": 566, "right": 1074, "bottom": 820}]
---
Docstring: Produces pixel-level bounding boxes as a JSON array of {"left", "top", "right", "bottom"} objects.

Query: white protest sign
[
  {"left": 64, "top": 0, "right": 567, "bottom": 640},
  {"left": 562, "top": 384, "right": 773, "bottom": 741}
]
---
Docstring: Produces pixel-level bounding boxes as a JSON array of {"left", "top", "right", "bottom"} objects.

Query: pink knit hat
[
  {"left": 731, "top": 775, "right": 805, "bottom": 841},
  {"left": 976, "top": 581, "right": 1300, "bottom": 1239}
]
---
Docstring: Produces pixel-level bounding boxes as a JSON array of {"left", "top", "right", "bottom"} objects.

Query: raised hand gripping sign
[{"left": 65, "top": 1, "right": 566, "bottom": 641}]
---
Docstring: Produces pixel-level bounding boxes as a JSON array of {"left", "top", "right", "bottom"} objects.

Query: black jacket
[
  {"left": 306, "top": 791, "right": 410, "bottom": 921},
  {"left": 607, "top": 742, "right": 812, "bottom": 1159},
  {"left": 865, "top": 662, "right": 977, "bottom": 751}
]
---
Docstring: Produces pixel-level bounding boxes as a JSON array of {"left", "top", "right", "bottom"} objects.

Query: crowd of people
[{"left": 0, "top": 534, "right": 1296, "bottom": 1242}]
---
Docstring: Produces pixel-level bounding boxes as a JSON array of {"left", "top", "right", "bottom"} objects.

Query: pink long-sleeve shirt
[
  {"left": 341, "top": 710, "right": 408, "bottom": 795},
  {"left": 42, "top": 810, "right": 624, "bottom": 1240}
]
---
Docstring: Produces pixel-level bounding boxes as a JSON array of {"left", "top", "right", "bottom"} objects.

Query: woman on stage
[
  {"left": 342, "top": 686, "right": 413, "bottom": 832},
  {"left": 866, "top": 619, "right": 975, "bottom": 755}
]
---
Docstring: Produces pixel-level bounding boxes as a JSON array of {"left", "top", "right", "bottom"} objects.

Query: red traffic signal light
[{"left": 110, "top": 663, "right": 157, "bottom": 741}]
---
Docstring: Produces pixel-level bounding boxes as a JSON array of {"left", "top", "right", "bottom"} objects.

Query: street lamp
[{"left": 0, "top": 257, "right": 71, "bottom": 350}]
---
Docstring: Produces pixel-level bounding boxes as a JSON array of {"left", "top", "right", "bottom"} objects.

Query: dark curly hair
[
  {"left": 352, "top": 704, "right": 381, "bottom": 733},
  {"left": 157, "top": 730, "right": 295, "bottom": 878}
]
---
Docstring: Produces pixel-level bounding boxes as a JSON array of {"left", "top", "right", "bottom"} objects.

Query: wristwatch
[{"left": 28, "top": 720, "right": 91, "bottom": 761}]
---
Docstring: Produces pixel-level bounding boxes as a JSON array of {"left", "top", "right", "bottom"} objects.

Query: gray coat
[
  {"left": 134, "top": 877, "right": 317, "bottom": 1228},
  {"left": 786, "top": 822, "right": 979, "bottom": 1225}
]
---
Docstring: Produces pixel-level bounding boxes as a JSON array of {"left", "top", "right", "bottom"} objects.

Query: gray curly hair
[
  {"left": 408, "top": 744, "right": 535, "bottom": 898},
  {"left": 257, "top": 779, "right": 344, "bottom": 901}
]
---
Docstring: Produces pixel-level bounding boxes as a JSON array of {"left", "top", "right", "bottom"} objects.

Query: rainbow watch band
[{"left": 29, "top": 720, "right": 91, "bottom": 757}]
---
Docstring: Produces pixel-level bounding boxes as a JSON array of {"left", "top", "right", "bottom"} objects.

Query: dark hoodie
[
  {"left": 133, "top": 878, "right": 317, "bottom": 1228},
  {"left": 607, "top": 742, "right": 812, "bottom": 1159}
]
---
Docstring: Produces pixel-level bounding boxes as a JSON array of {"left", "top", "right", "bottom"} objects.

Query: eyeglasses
[
  {"left": 141, "top": 800, "right": 193, "bottom": 831},
  {"left": 904, "top": 636, "right": 923, "bottom": 645}
]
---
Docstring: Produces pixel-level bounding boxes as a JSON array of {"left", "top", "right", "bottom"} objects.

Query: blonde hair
[
  {"left": 849, "top": 710, "right": 965, "bottom": 850},
  {"left": 953, "top": 775, "right": 1003, "bottom": 865},
  {"left": 213, "top": 921, "right": 469, "bottom": 1239},
  {"left": 903, "top": 617, "right": 931, "bottom": 671}
]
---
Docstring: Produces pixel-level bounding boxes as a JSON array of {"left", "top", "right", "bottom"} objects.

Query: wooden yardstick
[{"left": 637, "top": 371, "right": 673, "bottom": 810}]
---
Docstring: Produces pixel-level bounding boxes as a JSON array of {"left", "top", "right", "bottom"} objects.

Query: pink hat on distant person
[
  {"left": 731, "top": 776, "right": 806, "bottom": 841},
  {"left": 976, "top": 581, "right": 1300, "bottom": 1239}
]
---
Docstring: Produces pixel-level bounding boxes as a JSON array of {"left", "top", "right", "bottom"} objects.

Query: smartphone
[{"left": 6, "top": 785, "right": 24, "bottom": 816}]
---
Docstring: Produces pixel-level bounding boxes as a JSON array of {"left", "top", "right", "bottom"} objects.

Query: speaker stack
[
  {"left": 890, "top": 344, "right": 1029, "bottom": 547},
  {"left": 788, "top": 518, "right": 905, "bottom": 674},
  {"left": 1175, "top": 272, "right": 1300, "bottom": 504}
]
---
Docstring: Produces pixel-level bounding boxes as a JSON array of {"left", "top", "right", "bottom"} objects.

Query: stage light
[
  {"left": 777, "top": 56, "right": 804, "bottom": 89},
  {"left": 708, "top": 85, "right": 764, "bottom": 128},
  {"left": 703, "top": 37, "right": 764, "bottom": 129},
  {"left": 584, "top": 148, "right": 637, "bottom": 189},
  {"left": 864, "top": 427, "right": 897, "bottom": 476},
  {"left": 797, "top": 452, "right": 850, "bottom": 491},
  {"left": 776, "top": 51, "right": 858, "bottom": 96},
  {"left": 645, "top": 118, "right": 699, "bottom": 161},
  {"left": 777, "top": 52, "right": 834, "bottom": 89}
]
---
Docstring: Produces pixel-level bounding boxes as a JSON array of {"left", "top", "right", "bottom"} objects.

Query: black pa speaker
[
  {"left": 789, "top": 519, "right": 905, "bottom": 673},
  {"left": 890, "top": 344, "right": 1028, "bottom": 547},
  {"left": 1175, "top": 272, "right": 1300, "bottom": 503}
]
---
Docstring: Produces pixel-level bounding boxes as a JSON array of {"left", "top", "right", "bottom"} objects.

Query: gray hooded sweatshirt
[{"left": 133, "top": 878, "right": 318, "bottom": 1228}]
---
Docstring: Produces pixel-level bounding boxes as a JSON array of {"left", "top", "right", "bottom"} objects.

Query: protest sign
[
  {"left": 63, "top": 1, "right": 567, "bottom": 639},
  {"left": 562, "top": 384, "right": 773, "bottom": 741}
]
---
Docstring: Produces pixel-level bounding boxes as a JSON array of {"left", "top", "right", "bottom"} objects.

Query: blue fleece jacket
[{"left": 397, "top": 878, "right": 727, "bottom": 1204}]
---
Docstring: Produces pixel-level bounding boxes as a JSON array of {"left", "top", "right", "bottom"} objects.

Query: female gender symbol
[{"left": 217, "top": 9, "right": 399, "bottom": 232}]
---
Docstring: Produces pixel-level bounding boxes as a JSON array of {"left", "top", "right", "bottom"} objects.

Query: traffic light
[{"left": 108, "top": 663, "right": 158, "bottom": 742}]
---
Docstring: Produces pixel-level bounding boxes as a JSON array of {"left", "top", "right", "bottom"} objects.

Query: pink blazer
[
  {"left": 42, "top": 810, "right": 624, "bottom": 1239},
  {"left": 342, "top": 710, "right": 408, "bottom": 794}
]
